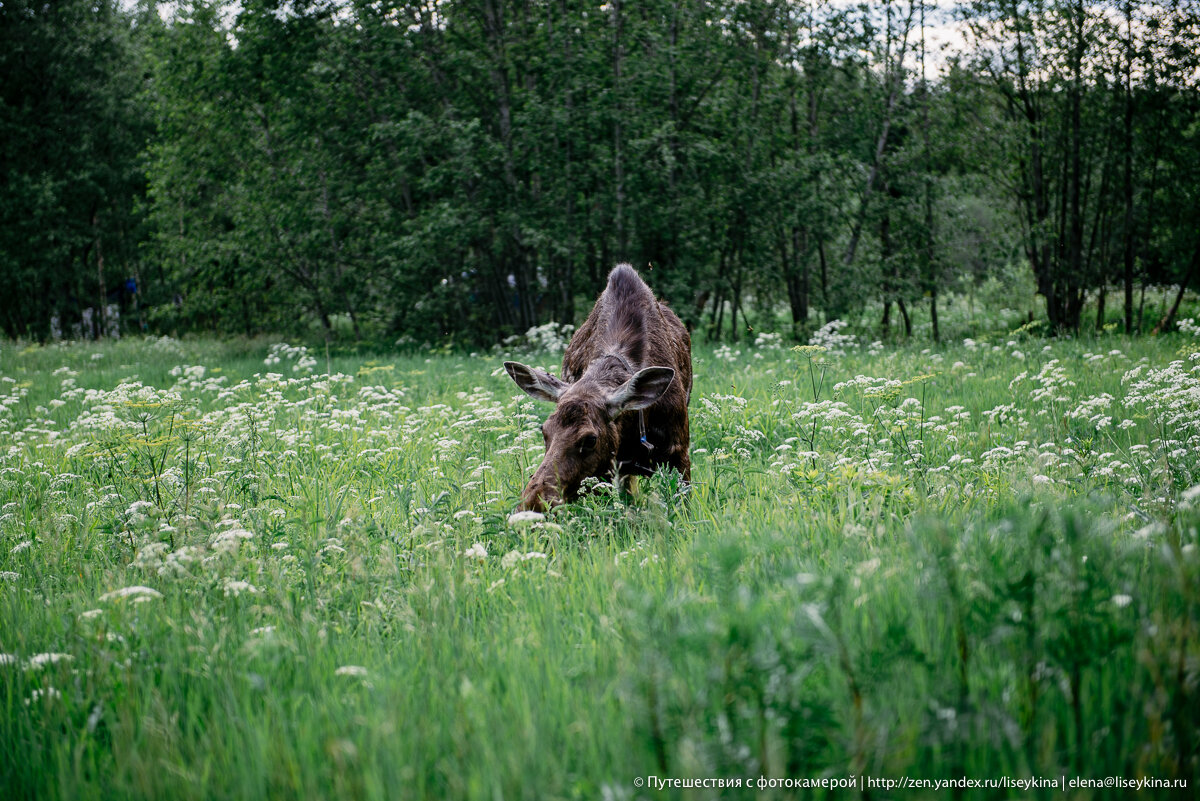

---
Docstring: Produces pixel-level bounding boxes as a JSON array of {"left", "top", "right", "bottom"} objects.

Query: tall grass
[{"left": 1, "top": 329, "right": 1198, "bottom": 799}]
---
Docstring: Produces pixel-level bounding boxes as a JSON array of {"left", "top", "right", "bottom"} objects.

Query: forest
[{"left": 2, "top": 0, "right": 1198, "bottom": 345}]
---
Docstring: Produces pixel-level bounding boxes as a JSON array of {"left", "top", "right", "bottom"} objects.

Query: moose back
[{"left": 504, "top": 264, "right": 692, "bottom": 511}]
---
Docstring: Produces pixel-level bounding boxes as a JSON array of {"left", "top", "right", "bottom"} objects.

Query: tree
[
  {"left": 0, "top": 0, "right": 151, "bottom": 339},
  {"left": 120, "top": 0, "right": 1200, "bottom": 344}
]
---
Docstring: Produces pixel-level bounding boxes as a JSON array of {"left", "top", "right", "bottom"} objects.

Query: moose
[{"left": 504, "top": 264, "right": 692, "bottom": 512}]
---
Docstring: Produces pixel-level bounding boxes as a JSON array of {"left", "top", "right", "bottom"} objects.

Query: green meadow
[{"left": 1, "top": 328, "right": 1198, "bottom": 799}]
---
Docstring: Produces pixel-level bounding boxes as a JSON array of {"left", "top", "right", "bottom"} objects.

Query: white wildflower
[
  {"left": 99, "top": 585, "right": 163, "bottom": 603},
  {"left": 808, "top": 319, "right": 857, "bottom": 356},
  {"left": 223, "top": 579, "right": 259, "bottom": 597},
  {"left": 25, "top": 687, "right": 62, "bottom": 705},
  {"left": 498, "top": 550, "right": 548, "bottom": 569},
  {"left": 26, "top": 652, "right": 73, "bottom": 670},
  {"left": 211, "top": 527, "right": 255, "bottom": 553}
]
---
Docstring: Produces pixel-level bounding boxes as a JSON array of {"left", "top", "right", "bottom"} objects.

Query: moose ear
[
  {"left": 504, "top": 361, "right": 567, "bottom": 403},
  {"left": 606, "top": 367, "right": 675, "bottom": 418}
]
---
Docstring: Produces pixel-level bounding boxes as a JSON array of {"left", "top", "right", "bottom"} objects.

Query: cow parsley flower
[
  {"left": 99, "top": 585, "right": 163, "bottom": 603},
  {"left": 500, "top": 550, "right": 547, "bottom": 569},
  {"left": 26, "top": 652, "right": 73, "bottom": 670},
  {"left": 223, "top": 579, "right": 259, "bottom": 597},
  {"left": 808, "top": 320, "right": 857, "bottom": 356},
  {"left": 25, "top": 687, "right": 62, "bottom": 705}
]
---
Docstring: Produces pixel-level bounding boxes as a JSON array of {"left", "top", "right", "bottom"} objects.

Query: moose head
[{"left": 504, "top": 360, "right": 675, "bottom": 511}]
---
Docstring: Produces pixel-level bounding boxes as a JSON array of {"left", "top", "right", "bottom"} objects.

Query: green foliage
[
  {"left": 4, "top": 1, "right": 1199, "bottom": 342},
  {"left": 0, "top": 0, "right": 152, "bottom": 339}
]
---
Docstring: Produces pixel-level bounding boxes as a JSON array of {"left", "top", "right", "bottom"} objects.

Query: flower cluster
[
  {"left": 754, "top": 331, "right": 784, "bottom": 351},
  {"left": 264, "top": 343, "right": 318, "bottom": 373},
  {"left": 500, "top": 322, "right": 576, "bottom": 355},
  {"left": 808, "top": 320, "right": 857, "bottom": 356}
]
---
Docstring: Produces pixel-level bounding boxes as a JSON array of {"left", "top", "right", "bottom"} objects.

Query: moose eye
[{"left": 579, "top": 434, "right": 598, "bottom": 452}]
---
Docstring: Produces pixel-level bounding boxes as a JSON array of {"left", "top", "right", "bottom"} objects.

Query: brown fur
[{"left": 505, "top": 264, "right": 692, "bottom": 512}]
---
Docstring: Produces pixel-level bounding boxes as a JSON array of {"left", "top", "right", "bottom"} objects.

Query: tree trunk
[
  {"left": 1152, "top": 237, "right": 1200, "bottom": 334},
  {"left": 1122, "top": 0, "right": 1136, "bottom": 334},
  {"left": 93, "top": 211, "right": 107, "bottom": 339},
  {"left": 930, "top": 288, "right": 939, "bottom": 343},
  {"left": 880, "top": 190, "right": 894, "bottom": 337},
  {"left": 800, "top": 231, "right": 811, "bottom": 328},
  {"left": 557, "top": 2, "right": 576, "bottom": 326},
  {"left": 898, "top": 298, "right": 912, "bottom": 339},
  {"left": 712, "top": 290, "right": 725, "bottom": 342},
  {"left": 795, "top": 227, "right": 809, "bottom": 327},
  {"left": 842, "top": 0, "right": 914, "bottom": 271},
  {"left": 818, "top": 239, "right": 829, "bottom": 315},
  {"left": 319, "top": 170, "right": 362, "bottom": 341},
  {"left": 1065, "top": 0, "right": 1086, "bottom": 334},
  {"left": 611, "top": 0, "right": 626, "bottom": 259},
  {"left": 920, "top": 0, "right": 938, "bottom": 344},
  {"left": 730, "top": 267, "right": 740, "bottom": 343},
  {"left": 482, "top": 0, "right": 533, "bottom": 330}
]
